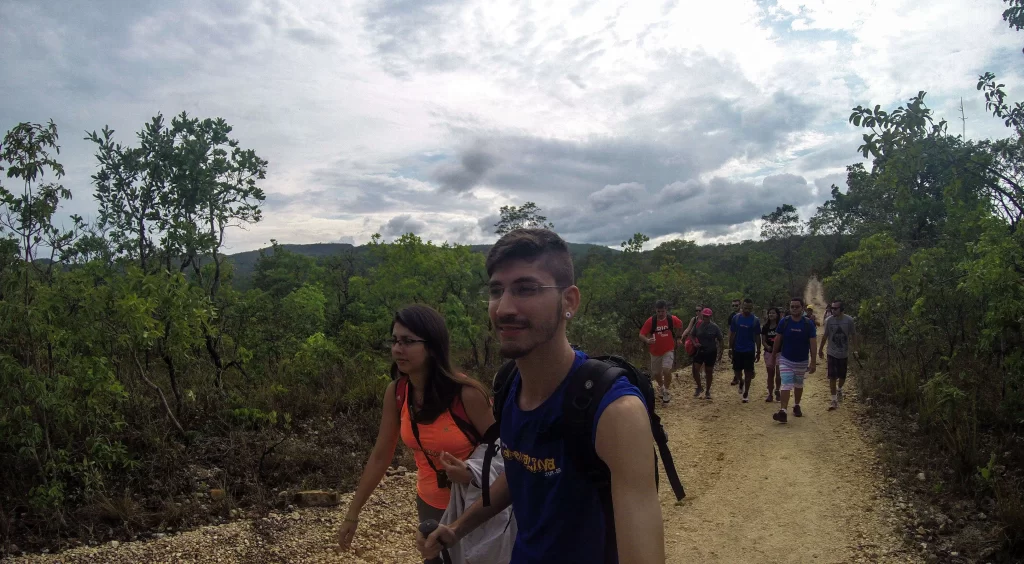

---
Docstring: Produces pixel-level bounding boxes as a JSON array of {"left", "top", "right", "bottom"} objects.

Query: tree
[
  {"left": 89, "top": 113, "right": 268, "bottom": 389},
  {"left": 760, "top": 204, "right": 803, "bottom": 293},
  {"left": 493, "top": 202, "right": 553, "bottom": 235},
  {"left": 0, "top": 122, "right": 78, "bottom": 281},
  {"left": 621, "top": 232, "right": 649, "bottom": 253}
]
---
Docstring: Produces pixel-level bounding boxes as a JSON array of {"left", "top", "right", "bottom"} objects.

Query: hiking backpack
[
  {"left": 646, "top": 310, "right": 680, "bottom": 340},
  {"left": 480, "top": 355, "right": 686, "bottom": 563}
]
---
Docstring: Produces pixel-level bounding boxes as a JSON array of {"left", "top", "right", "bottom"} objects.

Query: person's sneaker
[
  {"left": 694, "top": 387, "right": 704, "bottom": 398},
  {"left": 765, "top": 393, "right": 774, "bottom": 403},
  {"left": 837, "top": 388, "right": 844, "bottom": 402},
  {"left": 828, "top": 399, "right": 838, "bottom": 411},
  {"left": 775, "top": 390, "right": 781, "bottom": 402},
  {"left": 793, "top": 404, "right": 803, "bottom": 417},
  {"left": 730, "top": 378, "right": 738, "bottom": 386},
  {"left": 742, "top": 395, "right": 749, "bottom": 403},
  {"left": 704, "top": 392, "right": 712, "bottom": 400},
  {"left": 661, "top": 388, "right": 671, "bottom": 404},
  {"left": 772, "top": 409, "right": 788, "bottom": 423}
]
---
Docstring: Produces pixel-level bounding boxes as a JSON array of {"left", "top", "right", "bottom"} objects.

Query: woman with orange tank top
[{"left": 336, "top": 305, "right": 494, "bottom": 552}]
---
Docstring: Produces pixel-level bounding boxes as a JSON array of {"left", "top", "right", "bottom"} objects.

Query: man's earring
[{"left": 566, "top": 312, "right": 572, "bottom": 318}]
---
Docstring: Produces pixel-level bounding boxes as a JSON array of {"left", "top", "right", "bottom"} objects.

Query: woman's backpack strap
[{"left": 394, "top": 376, "right": 409, "bottom": 422}]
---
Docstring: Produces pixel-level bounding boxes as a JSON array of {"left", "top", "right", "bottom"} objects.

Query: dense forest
[{"left": 2, "top": 2, "right": 1024, "bottom": 557}]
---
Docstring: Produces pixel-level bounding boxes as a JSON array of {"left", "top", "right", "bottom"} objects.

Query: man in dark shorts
[
  {"left": 729, "top": 298, "right": 761, "bottom": 402},
  {"left": 727, "top": 299, "right": 741, "bottom": 385},
  {"left": 818, "top": 299, "right": 857, "bottom": 410},
  {"left": 691, "top": 308, "right": 724, "bottom": 400}
]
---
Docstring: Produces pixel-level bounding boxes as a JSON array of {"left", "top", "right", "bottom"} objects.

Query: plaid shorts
[{"left": 779, "top": 357, "right": 808, "bottom": 391}]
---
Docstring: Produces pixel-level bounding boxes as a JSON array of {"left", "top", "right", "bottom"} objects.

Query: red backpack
[{"left": 684, "top": 318, "right": 703, "bottom": 355}]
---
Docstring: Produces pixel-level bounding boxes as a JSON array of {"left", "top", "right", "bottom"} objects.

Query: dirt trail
[
  {"left": 6, "top": 281, "right": 917, "bottom": 563},
  {"left": 805, "top": 276, "right": 828, "bottom": 313}
]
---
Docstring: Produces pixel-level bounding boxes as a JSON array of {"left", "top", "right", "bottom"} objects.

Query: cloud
[
  {"left": 431, "top": 147, "right": 498, "bottom": 192},
  {"left": 2, "top": 0, "right": 1021, "bottom": 253},
  {"left": 380, "top": 214, "right": 428, "bottom": 237}
]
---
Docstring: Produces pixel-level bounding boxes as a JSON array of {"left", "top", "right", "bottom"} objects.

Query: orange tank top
[{"left": 399, "top": 392, "right": 477, "bottom": 510}]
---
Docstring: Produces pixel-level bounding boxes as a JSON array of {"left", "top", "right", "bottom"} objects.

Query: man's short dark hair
[
  {"left": 486, "top": 228, "right": 574, "bottom": 287},
  {"left": 655, "top": 300, "right": 668, "bottom": 309},
  {"left": 743, "top": 298, "right": 753, "bottom": 305},
  {"left": 791, "top": 296, "right": 805, "bottom": 306},
  {"left": 731, "top": 299, "right": 741, "bottom": 303}
]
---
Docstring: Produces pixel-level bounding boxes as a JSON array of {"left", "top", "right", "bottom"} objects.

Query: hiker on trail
[
  {"left": 762, "top": 307, "right": 782, "bottom": 403},
  {"left": 682, "top": 304, "right": 703, "bottom": 339},
  {"left": 337, "top": 305, "right": 495, "bottom": 551},
  {"left": 771, "top": 297, "right": 818, "bottom": 423},
  {"left": 691, "top": 307, "right": 724, "bottom": 400},
  {"left": 639, "top": 299, "right": 683, "bottom": 404},
  {"left": 805, "top": 305, "right": 820, "bottom": 327},
  {"left": 681, "top": 304, "right": 704, "bottom": 396},
  {"left": 823, "top": 304, "right": 834, "bottom": 323},
  {"left": 818, "top": 300, "right": 858, "bottom": 411},
  {"left": 727, "top": 299, "right": 741, "bottom": 386},
  {"left": 418, "top": 228, "right": 665, "bottom": 563},
  {"left": 729, "top": 298, "right": 761, "bottom": 403}
]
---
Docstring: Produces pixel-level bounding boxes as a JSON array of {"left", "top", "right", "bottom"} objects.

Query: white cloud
[{"left": 1, "top": 0, "right": 1021, "bottom": 251}]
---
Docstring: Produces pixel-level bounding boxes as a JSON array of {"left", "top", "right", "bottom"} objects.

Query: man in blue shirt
[
  {"left": 729, "top": 298, "right": 762, "bottom": 403},
  {"left": 417, "top": 228, "right": 664, "bottom": 563},
  {"left": 771, "top": 297, "right": 818, "bottom": 423}
]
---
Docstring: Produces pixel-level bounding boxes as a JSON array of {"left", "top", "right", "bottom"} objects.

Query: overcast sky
[{"left": 2, "top": 0, "right": 1022, "bottom": 252}]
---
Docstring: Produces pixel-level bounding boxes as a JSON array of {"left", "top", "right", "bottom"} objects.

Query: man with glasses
[
  {"left": 771, "top": 297, "right": 818, "bottom": 423},
  {"left": 818, "top": 300, "right": 857, "bottom": 411},
  {"left": 418, "top": 228, "right": 664, "bottom": 563}
]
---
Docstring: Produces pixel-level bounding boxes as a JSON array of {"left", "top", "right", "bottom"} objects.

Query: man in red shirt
[{"left": 639, "top": 300, "right": 683, "bottom": 404}]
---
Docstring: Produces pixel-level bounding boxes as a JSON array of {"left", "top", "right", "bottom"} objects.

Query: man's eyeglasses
[
  {"left": 389, "top": 337, "right": 426, "bottom": 348},
  {"left": 483, "top": 283, "right": 565, "bottom": 301}
]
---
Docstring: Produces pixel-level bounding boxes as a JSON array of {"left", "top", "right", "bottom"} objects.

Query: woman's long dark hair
[{"left": 390, "top": 305, "right": 489, "bottom": 423}]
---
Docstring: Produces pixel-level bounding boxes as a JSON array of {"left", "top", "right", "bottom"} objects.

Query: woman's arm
[
  {"left": 681, "top": 317, "right": 696, "bottom": 338},
  {"left": 338, "top": 381, "right": 402, "bottom": 548}
]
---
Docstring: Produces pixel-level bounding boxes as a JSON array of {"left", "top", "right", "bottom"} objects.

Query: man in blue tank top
[{"left": 417, "top": 229, "right": 665, "bottom": 563}]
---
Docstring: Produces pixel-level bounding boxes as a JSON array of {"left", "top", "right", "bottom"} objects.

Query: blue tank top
[{"left": 500, "top": 350, "right": 646, "bottom": 564}]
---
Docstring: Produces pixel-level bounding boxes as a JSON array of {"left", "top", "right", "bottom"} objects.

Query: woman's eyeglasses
[{"left": 389, "top": 337, "right": 426, "bottom": 348}]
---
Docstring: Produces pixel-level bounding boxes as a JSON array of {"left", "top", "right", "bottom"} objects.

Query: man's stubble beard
[{"left": 499, "top": 302, "right": 563, "bottom": 359}]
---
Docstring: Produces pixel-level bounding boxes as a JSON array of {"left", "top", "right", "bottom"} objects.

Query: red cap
[{"left": 702, "top": 308, "right": 713, "bottom": 316}]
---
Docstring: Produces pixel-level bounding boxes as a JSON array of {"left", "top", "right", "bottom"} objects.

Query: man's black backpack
[
  {"left": 480, "top": 355, "right": 686, "bottom": 563},
  {"left": 646, "top": 310, "right": 680, "bottom": 339}
]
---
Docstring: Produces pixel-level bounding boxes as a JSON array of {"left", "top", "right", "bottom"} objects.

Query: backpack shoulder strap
[
  {"left": 481, "top": 360, "right": 518, "bottom": 508},
  {"left": 394, "top": 376, "right": 409, "bottom": 421},
  {"left": 644, "top": 315, "right": 655, "bottom": 335},
  {"left": 449, "top": 387, "right": 483, "bottom": 446},
  {"left": 563, "top": 358, "right": 623, "bottom": 564},
  {"left": 562, "top": 359, "right": 623, "bottom": 484}
]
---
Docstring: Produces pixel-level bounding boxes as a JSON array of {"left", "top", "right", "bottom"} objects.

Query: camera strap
[{"left": 406, "top": 385, "right": 448, "bottom": 483}]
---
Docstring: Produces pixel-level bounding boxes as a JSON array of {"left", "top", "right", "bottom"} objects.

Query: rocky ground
[{"left": 5, "top": 364, "right": 923, "bottom": 563}]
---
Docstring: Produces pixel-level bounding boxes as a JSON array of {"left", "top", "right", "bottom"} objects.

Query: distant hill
[{"left": 224, "top": 241, "right": 617, "bottom": 282}]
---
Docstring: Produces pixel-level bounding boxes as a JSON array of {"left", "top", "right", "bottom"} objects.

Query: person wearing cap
[
  {"left": 805, "top": 305, "right": 820, "bottom": 327},
  {"left": 690, "top": 307, "right": 724, "bottom": 400}
]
